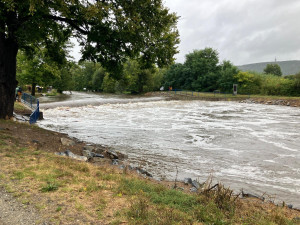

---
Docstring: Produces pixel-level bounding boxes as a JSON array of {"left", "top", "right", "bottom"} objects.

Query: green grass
[
  {"left": 173, "top": 91, "right": 250, "bottom": 99},
  {"left": 117, "top": 178, "right": 234, "bottom": 224},
  {"left": 171, "top": 91, "right": 300, "bottom": 101},
  {"left": 14, "top": 101, "right": 28, "bottom": 111},
  {"left": 250, "top": 94, "right": 300, "bottom": 100},
  {"left": 45, "top": 90, "right": 58, "bottom": 96},
  {"left": 11, "top": 171, "right": 25, "bottom": 180},
  {"left": 118, "top": 178, "right": 197, "bottom": 212}
]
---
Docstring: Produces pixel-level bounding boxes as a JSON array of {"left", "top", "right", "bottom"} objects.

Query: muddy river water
[{"left": 38, "top": 92, "right": 300, "bottom": 207}]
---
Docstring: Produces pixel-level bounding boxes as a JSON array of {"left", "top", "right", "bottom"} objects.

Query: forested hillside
[{"left": 238, "top": 60, "right": 300, "bottom": 75}]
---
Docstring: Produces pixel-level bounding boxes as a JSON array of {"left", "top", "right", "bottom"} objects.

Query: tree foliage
[
  {"left": 163, "top": 48, "right": 238, "bottom": 92},
  {"left": 16, "top": 40, "right": 74, "bottom": 94},
  {"left": 70, "top": 59, "right": 166, "bottom": 94},
  {"left": 163, "top": 48, "right": 299, "bottom": 96},
  {"left": 263, "top": 64, "right": 282, "bottom": 76},
  {"left": 217, "top": 61, "right": 239, "bottom": 92},
  {"left": 0, "top": 0, "right": 179, "bottom": 118}
]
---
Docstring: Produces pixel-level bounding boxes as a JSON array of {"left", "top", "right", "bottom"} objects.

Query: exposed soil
[{"left": 0, "top": 119, "right": 86, "bottom": 156}]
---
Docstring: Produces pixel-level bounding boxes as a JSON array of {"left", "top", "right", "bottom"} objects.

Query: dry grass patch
[
  {"left": 1, "top": 120, "right": 299, "bottom": 224},
  {"left": 0, "top": 142, "right": 130, "bottom": 224}
]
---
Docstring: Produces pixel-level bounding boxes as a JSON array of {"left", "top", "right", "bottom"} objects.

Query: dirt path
[{"left": 0, "top": 188, "right": 47, "bottom": 225}]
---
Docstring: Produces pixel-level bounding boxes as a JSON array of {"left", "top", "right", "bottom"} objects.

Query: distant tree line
[
  {"left": 70, "top": 60, "right": 166, "bottom": 94},
  {"left": 16, "top": 47, "right": 166, "bottom": 95},
  {"left": 163, "top": 48, "right": 300, "bottom": 96},
  {"left": 16, "top": 47, "right": 300, "bottom": 97}
]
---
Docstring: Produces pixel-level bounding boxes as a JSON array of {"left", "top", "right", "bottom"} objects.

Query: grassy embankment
[
  {"left": 0, "top": 119, "right": 300, "bottom": 224},
  {"left": 168, "top": 91, "right": 300, "bottom": 106},
  {"left": 13, "top": 101, "right": 32, "bottom": 115}
]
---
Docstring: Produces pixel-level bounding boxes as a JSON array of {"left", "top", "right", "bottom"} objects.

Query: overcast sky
[
  {"left": 71, "top": 0, "right": 300, "bottom": 66},
  {"left": 164, "top": 0, "right": 300, "bottom": 65}
]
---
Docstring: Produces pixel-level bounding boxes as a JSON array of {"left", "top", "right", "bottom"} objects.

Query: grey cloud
[{"left": 165, "top": 0, "right": 300, "bottom": 65}]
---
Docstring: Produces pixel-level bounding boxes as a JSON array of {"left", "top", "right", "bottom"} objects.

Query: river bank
[
  {"left": 1, "top": 118, "right": 300, "bottom": 224},
  {"left": 37, "top": 92, "right": 300, "bottom": 208},
  {"left": 145, "top": 91, "right": 300, "bottom": 107}
]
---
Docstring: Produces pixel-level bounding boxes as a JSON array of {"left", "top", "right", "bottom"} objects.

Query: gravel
[{"left": 0, "top": 187, "right": 48, "bottom": 225}]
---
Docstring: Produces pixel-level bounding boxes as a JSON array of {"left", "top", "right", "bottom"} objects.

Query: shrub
[{"left": 234, "top": 71, "right": 261, "bottom": 94}]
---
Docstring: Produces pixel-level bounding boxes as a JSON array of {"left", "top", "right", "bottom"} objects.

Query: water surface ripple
[{"left": 39, "top": 93, "right": 300, "bottom": 207}]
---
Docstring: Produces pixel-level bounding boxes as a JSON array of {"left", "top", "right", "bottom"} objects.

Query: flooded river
[{"left": 39, "top": 92, "right": 300, "bottom": 207}]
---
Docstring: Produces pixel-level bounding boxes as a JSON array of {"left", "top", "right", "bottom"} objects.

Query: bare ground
[{"left": 0, "top": 187, "right": 47, "bottom": 225}]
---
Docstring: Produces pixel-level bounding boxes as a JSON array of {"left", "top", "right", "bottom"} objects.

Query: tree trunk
[
  {"left": 31, "top": 83, "right": 36, "bottom": 96},
  {"left": 0, "top": 33, "right": 18, "bottom": 119}
]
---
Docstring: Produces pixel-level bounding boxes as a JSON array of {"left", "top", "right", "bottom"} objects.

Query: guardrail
[{"left": 21, "top": 93, "right": 40, "bottom": 124}]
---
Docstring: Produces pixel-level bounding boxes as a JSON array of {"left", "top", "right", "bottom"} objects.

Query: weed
[
  {"left": 56, "top": 206, "right": 62, "bottom": 212},
  {"left": 41, "top": 181, "right": 59, "bottom": 192}
]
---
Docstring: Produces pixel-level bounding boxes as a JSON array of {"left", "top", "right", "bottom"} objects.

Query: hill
[{"left": 237, "top": 60, "right": 300, "bottom": 75}]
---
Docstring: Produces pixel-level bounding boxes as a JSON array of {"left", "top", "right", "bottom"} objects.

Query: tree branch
[{"left": 44, "top": 15, "right": 89, "bottom": 35}]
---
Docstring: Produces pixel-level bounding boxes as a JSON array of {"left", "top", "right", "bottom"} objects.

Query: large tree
[
  {"left": 184, "top": 48, "right": 219, "bottom": 91},
  {"left": 0, "top": 0, "right": 179, "bottom": 119},
  {"left": 263, "top": 64, "right": 282, "bottom": 76}
]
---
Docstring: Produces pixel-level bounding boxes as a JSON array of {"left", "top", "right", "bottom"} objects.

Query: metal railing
[
  {"left": 21, "top": 93, "right": 40, "bottom": 124},
  {"left": 21, "top": 93, "right": 38, "bottom": 109},
  {"left": 29, "top": 100, "right": 39, "bottom": 124}
]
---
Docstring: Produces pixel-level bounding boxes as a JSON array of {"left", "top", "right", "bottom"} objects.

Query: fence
[
  {"left": 21, "top": 93, "right": 38, "bottom": 109},
  {"left": 21, "top": 93, "right": 40, "bottom": 124},
  {"left": 170, "top": 90, "right": 251, "bottom": 99}
]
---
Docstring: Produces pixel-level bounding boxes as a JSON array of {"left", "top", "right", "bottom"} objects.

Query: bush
[
  {"left": 260, "top": 74, "right": 296, "bottom": 96},
  {"left": 234, "top": 71, "right": 299, "bottom": 96},
  {"left": 234, "top": 71, "right": 261, "bottom": 94}
]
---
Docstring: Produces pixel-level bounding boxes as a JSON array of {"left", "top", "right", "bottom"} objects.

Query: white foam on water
[{"left": 39, "top": 93, "right": 300, "bottom": 207}]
